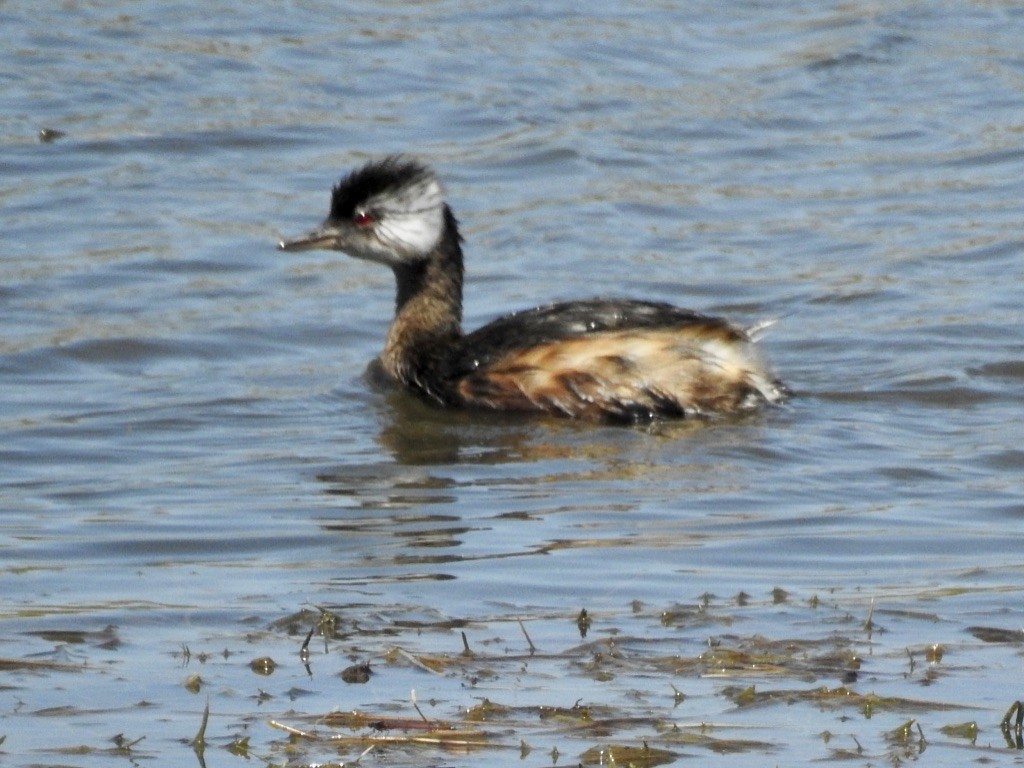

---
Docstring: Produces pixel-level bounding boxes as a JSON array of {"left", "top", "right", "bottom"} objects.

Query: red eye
[{"left": 353, "top": 211, "right": 374, "bottom": 227}]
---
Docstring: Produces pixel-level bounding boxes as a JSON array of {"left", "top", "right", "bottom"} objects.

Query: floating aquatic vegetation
[
  {"left": 268, "top": 715, "right": 492, "bottom": 750},
  {"left": 340, "top": 661, "right": 372, "bottom": 683},
  {"left": 579, "top": 742, "right": 678, "bottom": 767},
  {"left": 182, "top": 672, "right": 203, "bottom": 693},
  {"left": 7, "top": 587, "right": 1024, "bottom": 766},
  {"left": 968, "top": 626, "right": 1024, "bottom": 644},
  {"left": 939, "top": 720, "right": 978, "bottom": 742}
]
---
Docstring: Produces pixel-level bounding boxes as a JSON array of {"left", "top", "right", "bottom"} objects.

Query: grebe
[{"left": 279, "top": 156, "right": 788, "bottom": 422}]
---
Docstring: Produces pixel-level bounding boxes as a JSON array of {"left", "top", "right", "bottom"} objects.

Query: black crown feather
[{"left": 329, "top": 155, "right": 435, "bottom": 221}]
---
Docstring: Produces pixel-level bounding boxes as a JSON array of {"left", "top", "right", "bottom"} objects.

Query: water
[{"left": 2, "top": 1, "right": 1024, "bottom": 765}]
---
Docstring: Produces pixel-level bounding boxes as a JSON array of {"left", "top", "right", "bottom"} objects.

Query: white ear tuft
[{"left": 371, "top": 176, "right": 445, "bottom": 256}]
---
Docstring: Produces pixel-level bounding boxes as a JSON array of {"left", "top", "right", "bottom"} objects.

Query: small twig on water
[
  {"left": 392, "top": 646, "right": 443, "bottom": 675},
  {"left": 863, "top": 598, "right": 875, "bottom": 632},
  {"left": 300, "top": 625, "right": 314, "bottom": 663},
  {"left": 411, "top": 689, "right": 430, "bottom": 725},
  {"left": 192, "top": 698, "right": 209, "bottom": 758},
  {"left": 268, "top": 720, "right": 314, "bottom": 738},
  {"left": 350, "top": 743, "right": 376, "bottom": 764},
  {"left": 518, "top": 619, "right": 536, "bottom": 653},
  {"left": 1001, "top": 700, "right": 1024, "bottom": 733}
]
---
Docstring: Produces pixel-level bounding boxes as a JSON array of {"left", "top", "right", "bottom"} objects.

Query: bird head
[{"left": 280, "top": 156, "right": 446, "bottom": 267}]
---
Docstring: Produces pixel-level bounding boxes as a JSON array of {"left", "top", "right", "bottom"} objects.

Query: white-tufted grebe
[{"left": 279, "top": 156, "right": 788, "bottom": 422}]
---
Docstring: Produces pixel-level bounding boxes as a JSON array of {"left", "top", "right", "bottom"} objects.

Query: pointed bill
[{"left": 278, "top": 226, "right": 342, "bottom": 252}]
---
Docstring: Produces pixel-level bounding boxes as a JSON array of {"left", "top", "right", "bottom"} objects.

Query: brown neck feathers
[{"left": 380, "top": 211, "right": 464, "bottom": 386}]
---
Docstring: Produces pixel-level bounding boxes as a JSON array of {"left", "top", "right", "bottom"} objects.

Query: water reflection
[
  {"left": 372, "top": 383, "right": 554, "bottom": 467},
  {"left": 368, "top": 370, "right": 773, "bottom": 464},
  {"left": 316, "top": 463, "right": 460, "bottom": 509}
]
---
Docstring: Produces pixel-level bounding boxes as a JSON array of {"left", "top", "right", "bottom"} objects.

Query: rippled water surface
[{"left": 3, "top": 1, "right": 1024, "bottom": 766}]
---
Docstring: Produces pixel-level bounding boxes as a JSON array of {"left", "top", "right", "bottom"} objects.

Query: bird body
[{"left": 280, "top": 156, "right": 788, "bottom": 422}]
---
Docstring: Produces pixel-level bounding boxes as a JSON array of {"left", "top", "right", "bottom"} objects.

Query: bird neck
[{"left": 381, "top": 208, "right": 464, "bottom": 384}]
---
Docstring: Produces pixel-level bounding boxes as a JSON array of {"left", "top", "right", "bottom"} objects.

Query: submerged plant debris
[{"left": 3, "top": 587, "right": 1024, "bottom": 767}]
